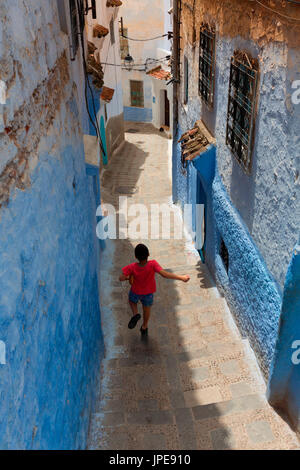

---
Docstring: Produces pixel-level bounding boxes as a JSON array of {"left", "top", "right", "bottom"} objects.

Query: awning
[
  {"left": 178, "top": 120, "right": 215, "bottom": 164},
  {"left": 107, "top": 0, "right": 123, "bottom": 6},
  {"left": 100, "top": 86, "right": 115, "bottom": 103},
  {"left": 146, "top": 65, "right": 171, "bottom": 81},
  {"left": 88, "top": 41, "right": 98, "bottom": 54},
  {"left": 93, "top": 24, "right": 109, "bottom": 38}
]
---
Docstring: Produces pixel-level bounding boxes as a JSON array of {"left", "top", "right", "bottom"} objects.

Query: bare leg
[
  {"left": 129, "top": 300, "right": 138, "bottom": 316},
  {"left": 142, "top": 305, "right": 151, "bottom": 329}
]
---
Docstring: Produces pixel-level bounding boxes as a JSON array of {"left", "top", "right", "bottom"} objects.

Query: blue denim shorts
[{"left": 129, "top": 290, "right": 154, "bottom": 307}]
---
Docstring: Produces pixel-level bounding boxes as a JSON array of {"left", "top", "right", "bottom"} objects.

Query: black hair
[{"left": 135, "top": 244, "right": 149, "bottom": 262}]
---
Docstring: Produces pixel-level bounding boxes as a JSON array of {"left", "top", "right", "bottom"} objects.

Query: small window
[
  {"left": 226, "top": 51, "right": 259, "bottom": 174},
  {"left": 119, "top": 27, "right": 129, "bottom": 60},
  {"left": 184, "top": 56, "right": 189, "bottom": 104},
  {"left": 220, "top": 238, "right": 229, "bottom": 273},
  {"left": 199, "top": 23, "right": 216, "bottom": 108},
  {"left": 69, "top": 0, "right": 79, "bottom": 60},
  {"left": 110, "top": 18, "right": 115, "bottom": 45},
  {"left": 130, "top": 80, "right": 144, "bottom": 108}
]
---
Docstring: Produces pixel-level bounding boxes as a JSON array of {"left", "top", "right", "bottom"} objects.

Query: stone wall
[{"left": 0, "top": 0, "right": 104, "bottom": 449}]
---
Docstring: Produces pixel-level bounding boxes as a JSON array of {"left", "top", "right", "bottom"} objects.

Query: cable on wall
[
  {"left": 251, "top": 0, "right": 300, "bottom": 21},
  {"left": 76, "top": 0, "right": 106, "bottom": 158}
]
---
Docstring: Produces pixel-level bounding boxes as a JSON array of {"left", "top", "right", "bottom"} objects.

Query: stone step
[
  {"left": 92, "top": 393, "right": 269, "bottom": 426},
  {"left": 89, "top": 390, "right": 299, "bottom": 450},
  {"left": 100, "top": 338, "right": 246, "bottom": 369}
]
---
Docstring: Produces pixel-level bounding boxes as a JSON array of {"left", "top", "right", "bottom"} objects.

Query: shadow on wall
[{"left": 105, "top": 112, "right": 125, "bottom": 159}]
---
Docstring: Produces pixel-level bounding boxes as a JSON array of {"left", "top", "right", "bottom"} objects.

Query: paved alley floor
[{"left": 87, "top": 122, "right": 299, "bottom": 450}]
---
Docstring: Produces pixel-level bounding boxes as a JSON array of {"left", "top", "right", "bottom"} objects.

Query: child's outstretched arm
[
  {"left": 159, "top": 269, "right": 190, "bottom": 282},
  {"left": 119, "top": 273, "right": 129, "bottom": 282}
]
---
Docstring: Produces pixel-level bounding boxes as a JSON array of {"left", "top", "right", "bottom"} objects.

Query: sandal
[{"left": 128, "top": 314, "right": 141, "bottom": 329}]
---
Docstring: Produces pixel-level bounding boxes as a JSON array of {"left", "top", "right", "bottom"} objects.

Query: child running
[{"left": 119, "top": 243, "right": 190, "bottom": 336}]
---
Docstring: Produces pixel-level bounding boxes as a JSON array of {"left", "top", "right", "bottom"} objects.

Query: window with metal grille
[
  {"left": 184, "top": 56, "right": 188, "bottom": 104},
  {"left": 220, "top": 238, "right": 229, "bottom": 273},
  {"left": 198, "top": 23, "right": 216, "bottom": 108},
  {"left": 226, "top": 51, "right": 259, "bottom": 174},
  {"left": 130, "top": 80, "right": 144, "bottom": 107},
  {"left": 69, "top": 0, "right": 79, "bottom": 60},
  {"left": 119, "top": 27, "right": 129, "bottom": 60},
  {"left": 110, "top": 18, "right": 115, "bottom": 45}
]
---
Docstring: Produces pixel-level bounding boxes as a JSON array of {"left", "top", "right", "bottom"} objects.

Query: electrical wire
[
  {"left": 101, "top": 56, "right": 170, "bottom": 67},
  {"left": 121, "top": 33, "right": 169, "bottom": 41},
  {"left": 76, "top": 0, "right": 106, "bottom": 157},
  {"left": 252, "top": 0, "right": 300, "bottom": 21}
]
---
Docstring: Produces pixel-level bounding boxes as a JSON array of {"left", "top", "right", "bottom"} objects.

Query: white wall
[
  {"left": 119, "top": 0, "right": 169, "bottom": 110},
  {"left": 86, "top": 0, "right": 123, "bottom": 122}
]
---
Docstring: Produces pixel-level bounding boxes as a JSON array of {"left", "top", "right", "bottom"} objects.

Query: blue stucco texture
[
  {"left": 124, "top": 106, "right": 153, "bottom": 123},
  {"left": 211, "top": 174, "right": 282, "bottom": 375},
  {"left": 173, "top": 134, "right": 283, "bottom": 375},
  {"left": 0, "top": 135, "right": 103, "bottom": 449},
  {"left": 268, "top": 238, "right": 300, "bottom": 428}
]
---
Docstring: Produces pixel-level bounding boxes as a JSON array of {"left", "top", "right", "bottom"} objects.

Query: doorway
[{"left": 195, "top": 173, "right": 206, "bottom": 262}]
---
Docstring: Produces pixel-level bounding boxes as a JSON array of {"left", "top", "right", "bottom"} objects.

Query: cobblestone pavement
[{"left": 87, "top": 122, "right": 299, "bottom": 450}]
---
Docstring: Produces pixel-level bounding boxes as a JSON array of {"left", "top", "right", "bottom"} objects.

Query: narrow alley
[
  {"left": 1, "top": 0, "right": 300, "bottom": 453},
  {"left": 87, "top": 123, "right": 299, "bottom": 451}
]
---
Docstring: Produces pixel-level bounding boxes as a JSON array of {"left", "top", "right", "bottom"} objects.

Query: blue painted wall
[
  {"left": 174, "top": 143, "right": 283, "bottom": 374},
  {"left": 124, "top": 106, "right": 153, "bottom": 123},
  {"left": 268, "top": 238, "right": 300, "bottom": 429},
  {"left": 85, "top": 77, "right": 102, "bottom": 137},
  {"left": 174, "top": 133, "right": 286, "bottom": 375},
  {"left": 0, "top": 135, "right": 104, "bottom": 449},
  {"left": 0, "top": 1, "right": 104, "bottom": 449},
  {"left": 0, "top": 136, "right": 104, "bottom": 449}
]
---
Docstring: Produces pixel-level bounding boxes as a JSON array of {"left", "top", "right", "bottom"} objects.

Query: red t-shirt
[{"left": 122, "top": 260, "right": 163, "bottom": 295}]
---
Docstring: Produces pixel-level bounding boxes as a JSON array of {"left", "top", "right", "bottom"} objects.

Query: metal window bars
[
  {"left": 199, "top": 23, "right": 216, "bottom": 108},
  {"left": 226, "top": 51, "right": 259, "bottom": 174}
]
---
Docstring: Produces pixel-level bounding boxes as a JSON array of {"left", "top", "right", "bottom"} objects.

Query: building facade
[
  {"left": 119, "top": 0, "right": 173, "bottom": 130},
  {"left": 0, "top": 0, "right": 106, "bottom": 449},
  {"left": 85, "top": 0, "right": 125, "bottom": 169},
  {"left": 172, "top": 0, "right": 300, "bottom": 428}
]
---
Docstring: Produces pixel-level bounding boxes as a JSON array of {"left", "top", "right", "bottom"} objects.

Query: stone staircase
[
  {"left": 87, "top": 123, "right": 299, "bottom": 450},
  {"left": 88, "top": 262, "right": 298, "bottom": 450}
]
